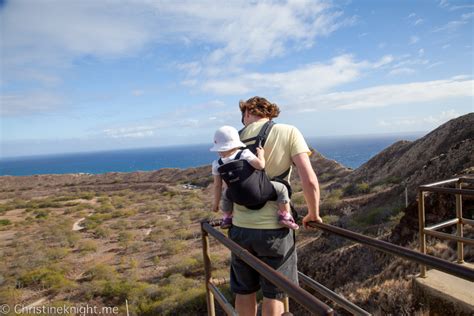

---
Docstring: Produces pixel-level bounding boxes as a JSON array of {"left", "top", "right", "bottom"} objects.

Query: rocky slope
[{"left": 339, "top": 113, "right": 473, "bottom": 197}]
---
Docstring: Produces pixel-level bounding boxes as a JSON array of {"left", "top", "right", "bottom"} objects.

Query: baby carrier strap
[
  {"left": 239, "top": 120, "right": 275, "bottom": 154},
  {"left": 217, "top": 150, "right": 244, "bottom": 166}
]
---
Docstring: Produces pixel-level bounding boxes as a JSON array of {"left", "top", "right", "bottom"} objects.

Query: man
[{"left": 229, "top": 96, "right": 323, "bottom": 316}]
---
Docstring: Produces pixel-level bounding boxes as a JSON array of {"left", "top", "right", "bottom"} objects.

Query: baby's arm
[
  {"left": 212, "top": 175, "right": 223, "bottom": 212},
  {"left": 248, "top": 147, "right": 266, "bottom": 170}
]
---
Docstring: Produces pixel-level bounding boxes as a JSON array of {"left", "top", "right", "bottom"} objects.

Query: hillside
[{"left": 339, "top": 113, "right": 473, "bottom": 197}]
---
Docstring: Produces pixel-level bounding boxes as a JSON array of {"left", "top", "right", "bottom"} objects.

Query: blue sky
[{"left": 1, "top": 0, "right": 473, "bottom": 158}]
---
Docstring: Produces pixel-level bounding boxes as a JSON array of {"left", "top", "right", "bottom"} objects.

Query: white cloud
[
  {"left": 0, "top": 92, "right": 64, "bottom": 116},
  {"left": 414, "top": 18, "right": 424, "bottom": 26},
  {"left": 461, "top": 12, "right": 474, "bottom": 20},
  {"left": 1, "top": 1, "right": 153, "bottom": 66},
  {"left": 439, "top": 0, "right": 450, "bottom": 9},
  {"left": 293, "top": 77, "right": 473, "bottom": 111},
  {"left": 409, "top": 36, "right": 420, "bottom": 44},
  {"left": 389, "top": 67, "right": 415, "bottom": 76},
  {"left": 433, "top": 20, "right": 468, "bottom": 32},
  {"left": 202, "top": 54, "right": 393, "bottom": 97},
  {"left": 163, "top": 0, "right": 354, "bottom": 75},
  {"left": 101, "top": 99, "right": 231, "bottom": 139},
  {"left": 377, "top": 110, "right": 461, "bottom": 127},
  {"left": 439, "top": 1, "right": 474, "bottom": 11},
  {"left": 406, "top": 13, "right": 423, "bottom": 26},
  {"left": 2, "top": 0, "right": 351, "bottom": 69},
  {"left": 1, "top": 0, "right": 352, "bottom": 93}
]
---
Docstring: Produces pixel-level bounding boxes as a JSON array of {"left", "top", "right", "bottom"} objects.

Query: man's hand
[
  {"left": 212, "top": 204, "right": 220, "bottom": 213},
  {"left": 302, "top": 213, "right": 323, "bottom": 229}
]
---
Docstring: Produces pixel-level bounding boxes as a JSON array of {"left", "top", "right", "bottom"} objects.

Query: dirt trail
[
  {"left": 72, "top": 218, "right": 85, "bottom": 231},
  {"left": 20, "top": 297, "right": 47, "bottom": 312}
]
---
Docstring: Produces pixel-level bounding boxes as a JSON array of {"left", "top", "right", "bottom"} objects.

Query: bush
[
  {"left": 323, "top": 189, "right": 343, "bottom": 209},
  {"left": 85, "top": 264, "right": 118, "bottom": 281},
  {"left": 343, "top": 182, "right": 370, "bottom": 196},
  {"left": 93, "top": 226, "right": 112, "bottom": 239},
  {"left": 350, "top": 205, "right": 403, "bottom": 227},
  {"left": 33, "top": 209, "right": 50, "bottom": 219},
  {"left": 77, "top": 240, "right": 98, "bottom": 253},
  {"left": 46, "top": 247, "right": 70, "bottom": 261},
  {"left": 18, "top": 267, "right": 75, "bottom": 293},
  {"left": 163, "top": 256, "right": 202, "bottom": 277},
  {"left": 79, "top": 192, "right": 95, "bottom": 200},
  {"left": 162, "top": 240, "right": 186, "bottom": 255},
  {"left": 0, "top": 219, "right": 12, "bottom": 226}
]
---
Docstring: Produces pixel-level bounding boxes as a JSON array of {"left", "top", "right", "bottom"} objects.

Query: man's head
[{"left": 239, "top": 96, "right": 280, "bottom": 125}]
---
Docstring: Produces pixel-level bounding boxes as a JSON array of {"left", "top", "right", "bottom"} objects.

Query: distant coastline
[{"left": 0, "top": 133, "right": 423, "bottom": 176}]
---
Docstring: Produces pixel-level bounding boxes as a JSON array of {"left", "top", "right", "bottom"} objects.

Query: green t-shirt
[{"left": 233, "top": 120, "right": 311, "bottom": 229}]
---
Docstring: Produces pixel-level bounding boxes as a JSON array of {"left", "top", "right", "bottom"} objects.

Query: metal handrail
[
  {"left": 307, "top": 222, "right": 474, "bottom": 282},
  {"left": 418, "top": 177, "right": 474, "bottom": 277},
  {"left": 201, "top": 221, "right": 334, "bottom": 316},
  {"left": 298, "top": 272, "right": 371, "bottom": 316}
]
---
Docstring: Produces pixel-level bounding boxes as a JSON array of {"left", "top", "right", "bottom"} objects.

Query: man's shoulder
[{"left": 272, "top": 122, "right": 299, "bottom": 135}]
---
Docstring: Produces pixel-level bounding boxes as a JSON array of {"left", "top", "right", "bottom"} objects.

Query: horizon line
[{"left": 1, "top": 130, "right": 427, "bottom": 160}]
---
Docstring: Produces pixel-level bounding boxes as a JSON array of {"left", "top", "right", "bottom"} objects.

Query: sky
[{"left": 0, "top": 0, "right": 473, "bottom": 158}]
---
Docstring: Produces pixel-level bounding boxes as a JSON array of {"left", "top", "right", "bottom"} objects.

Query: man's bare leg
[
  {"left": 235, "top": 293, "right": 257, "bottom": 316},
  {"left": 262, "top": 297, "right": 284, "bottom": 316}
]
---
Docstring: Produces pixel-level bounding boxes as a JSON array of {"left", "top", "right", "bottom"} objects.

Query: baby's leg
[
  {"left": 220, "top": 189, "right": 233, "bottom": 229},
  {"left": 271, "top": 181, "right": 299, "bottom": 230},
  {"left": 270, "top": 181, "right": 291, "bottom": 213}
]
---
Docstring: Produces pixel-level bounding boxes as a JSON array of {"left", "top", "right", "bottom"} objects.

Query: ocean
[{"left": 0, "top": 134, "right": 421, "bottom": 176}]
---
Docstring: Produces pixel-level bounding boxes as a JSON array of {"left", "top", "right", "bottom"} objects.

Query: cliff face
[{"left": 344, "top": 113, "right": 473, "bottom": 192}]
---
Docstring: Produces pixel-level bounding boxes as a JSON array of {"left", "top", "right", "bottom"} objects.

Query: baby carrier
[{"left": 217, "top": 121, "right": 293, "bottom": 211}]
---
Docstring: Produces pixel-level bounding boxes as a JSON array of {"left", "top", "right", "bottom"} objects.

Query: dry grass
[{"left": 0, "top": 174, "right": 226, "bottom": 315}]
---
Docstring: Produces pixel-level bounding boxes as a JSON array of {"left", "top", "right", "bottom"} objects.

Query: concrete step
[{"left": 413, "top": 262, "right": 474, "bottom": 315}]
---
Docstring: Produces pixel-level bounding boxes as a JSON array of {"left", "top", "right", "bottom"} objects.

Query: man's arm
[
  {"left": 292, "top": 152, "right": 323, "bottom": 228},
  {"left": 212, "top": 175, "right": 223, "bottom": 212}
]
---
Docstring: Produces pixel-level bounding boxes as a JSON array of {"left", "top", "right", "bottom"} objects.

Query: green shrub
[
  {"left": 322, "top": 215, "right": 340, "bottom": 224},
  {"left": 79, "top": 192, "right": 95, "bottom": 200},
  {"left": 33, "top": 209, "right": 50, "bottom": 219},
  {"left": 78, "top": 240, "right": 98, "bottom": 253},
  {"left": 0, "top": 219, "right": 12, "bottom": 226},
  {"left": 85, "top": 264, "right": 118, "bottom": 281},
  {"left": 46, "top": 247, "right": 70, "bottom": 261},
  {"left": 162, "top": 240, "right": 186, "bottom": 255},
  {"left": 18, "top": 268, "right": 75, "bottom": 293},
  {"left": 343, "top": 182, "right": 370, "bottom": 196},
  {"left": 93, "top": 226, "right": 112, "bottom": 239},
  {"left": 322, "top": 189, "right": 343, "bottom": 209},
  {"left": 350, "top": 204, "right": 403, "bottom": 227},
  {"left": 163, "top": 257, "right": 202, "bottom": 277}
]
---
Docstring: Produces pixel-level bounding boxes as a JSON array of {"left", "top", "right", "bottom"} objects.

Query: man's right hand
[{"left": 302, "top": 213, "right": 323, "bottom": 229}]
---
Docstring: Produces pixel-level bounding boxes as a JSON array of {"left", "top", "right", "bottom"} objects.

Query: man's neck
[{"left": 247, "top": 117, "right": 269, "bottom": 125}]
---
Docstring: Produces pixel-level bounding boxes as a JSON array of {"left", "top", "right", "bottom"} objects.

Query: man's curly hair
[{"left": 239, "top": 96, "right": 280, "bottom": 119}]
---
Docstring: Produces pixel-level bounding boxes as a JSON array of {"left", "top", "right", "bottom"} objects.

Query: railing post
[
  {"left": 418, "top": 190, "right": 426, "bottom": 277},
  {"left": 456, "top": 180, "right": 464, "bottom": 264},
  {"left": 201, "top": 223, "right": 216, "bottom": 316},
  {"left": 283, "top": 296, "right": 290, "bottom": 314}
]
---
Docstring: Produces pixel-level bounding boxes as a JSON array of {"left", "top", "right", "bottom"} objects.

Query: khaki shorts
[{"left": 228, "top": 225, "right": 298, "bottom": 299}]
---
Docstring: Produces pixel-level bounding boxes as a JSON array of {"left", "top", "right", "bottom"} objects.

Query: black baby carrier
[{"left": 217, "top": 121, "right": 293, "bottom": 211}]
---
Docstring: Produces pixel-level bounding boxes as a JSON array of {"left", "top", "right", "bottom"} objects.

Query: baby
[{"left": 210, "top": 125, "right": 298, "bottom": 230}]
